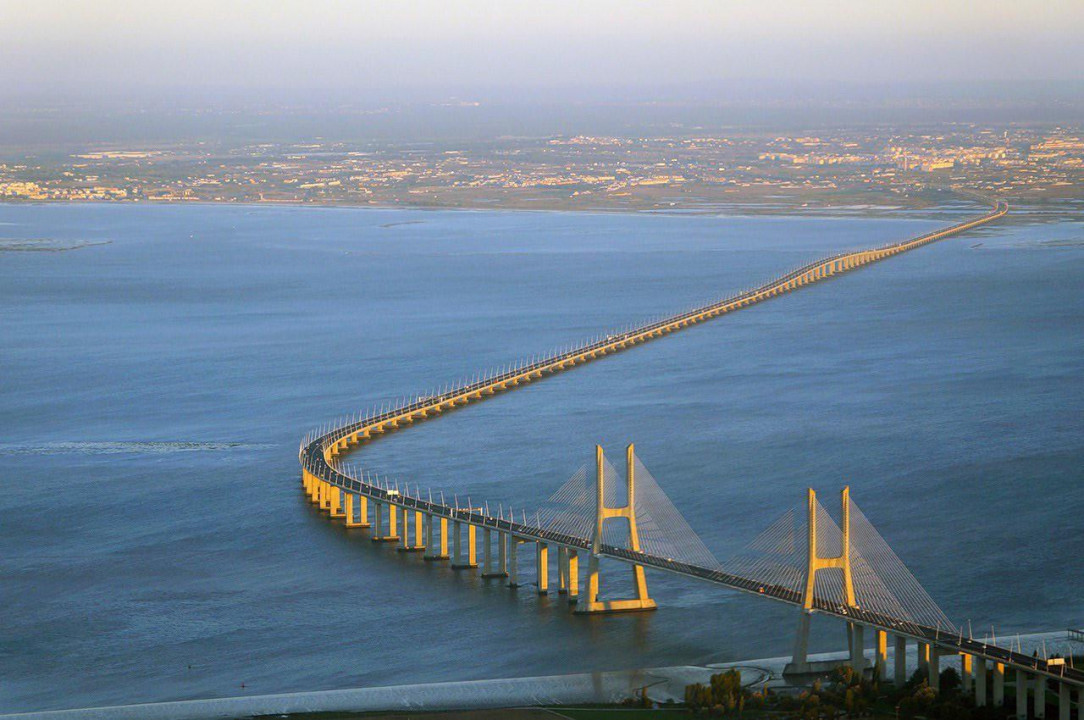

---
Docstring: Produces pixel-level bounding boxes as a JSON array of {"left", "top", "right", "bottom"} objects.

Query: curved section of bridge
[{"left": 298, "top": 199, "right": 1082, "bottom": 698}]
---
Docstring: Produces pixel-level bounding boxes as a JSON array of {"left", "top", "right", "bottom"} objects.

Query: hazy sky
[{"left": 4, "top": 0, "right": 1084, "bottom": 100}]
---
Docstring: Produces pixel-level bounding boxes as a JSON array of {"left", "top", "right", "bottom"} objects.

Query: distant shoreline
[{"left": 0, "top": 196, "right": 1002, "bottom": 223}]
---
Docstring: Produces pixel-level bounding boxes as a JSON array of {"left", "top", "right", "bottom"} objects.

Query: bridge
[{"left": 298, "top": 198, "right": 1083, "bottom": 718}]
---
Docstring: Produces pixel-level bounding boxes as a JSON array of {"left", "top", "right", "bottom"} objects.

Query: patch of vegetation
[{"left": 683, "top": 665, "right": 1024, "bottom": 719}]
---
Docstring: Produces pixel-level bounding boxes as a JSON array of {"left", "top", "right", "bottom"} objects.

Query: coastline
[{"left": 0, "top": 195, "right": 998, "bottom": 223}]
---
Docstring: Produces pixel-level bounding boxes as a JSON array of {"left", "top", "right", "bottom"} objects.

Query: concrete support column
[
  {"left": 481, "top": 528, "right": 493, "bottom": 576},
  {"left": 557, "top": 547, "right": 569, "bottom": 595},
  {"left": 1017, "top": 669, "right": 1029, "bottom": 720},
  {"left": 330, "top": 487, "right": 345, "bottom": 518},
  {"left": 481, "top": 528, "right": 508, "bottom": 578},
  {"left": 423, "top": 514, "right": 449, "bottom": 560},
  {"left": 962, "top": 654, "right": 973, "bottom": 694},
  {"left": 894, "top": 635, "right": 908, "bottom": 686},
  {"left": 850, "top": 623, "right": 866, "bottom": 672},
  {"left": 567, "top": 550, "right": 579, "bottom": 602},
  {"left": 497, "top": 531, "right": 508, "bottom": 576},
  {"left": 974, "top": 657, "right": 987, "bottom": 706},
  {"left": 344, "top": 494, "right": 369, "bottom": 528},
  {"left": 929, "top": 648, "right": 940, "bottom": 693},
  {"left": 437, "top": 517, "right": 448, "bottom": 558},
  {"left": 918, "top": 642, "right": 930, "bottom": 675},
  {"left": 372, "top": 500, "right": 383, "bottom": 538},
  {"left": 1058, "top": 681, "right": 1069, "bottom": 720},
  {"left": 875, "top": 630, "right": 887, "bottom": 682},
  {"left": 398, "top": 509, "right": 410, "bottom": 550},
  {"left": 791, "top": 612, "right": 812, "bottom": 670},
  {"left": 466, "top": 524, "right": 477, "bottom": 567},
  {"left": 371, "top": 500, "right": 399, "bottom": 541},
  {"left": 992, "top": 662, "right": 1005, "bottom": 707},
  {"left": 388, "top": 504, "right": 398, "bottom": 539},
  {"left": 979, "top": 659, "right": 988, "bottom": 706},
  {"left": 507, "top": 536, "right": 520, "bottom": 588},
  {"left": 414, "top": 511, "right": 424, "bottom": 548},
  {"left": 536, "top": 542, "right": 549, "bottom": 595},
  {"left": 1034, "top": 674, "right": 1046, "bottom": 719},
  {"left": 343, "top": 493, "right": 355, "bottom": 526},
  {"left": 451, "top": 522, "right": 477, "bottom": 569}
]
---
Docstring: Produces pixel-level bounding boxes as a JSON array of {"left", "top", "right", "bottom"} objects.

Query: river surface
[{"left": 1, "top": 203, "right": 1081, "bottom": 713}]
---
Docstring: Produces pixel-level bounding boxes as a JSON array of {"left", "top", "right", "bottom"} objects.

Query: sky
[{"left": 3, "top": 0, "right": 1083, "bottom": 103}]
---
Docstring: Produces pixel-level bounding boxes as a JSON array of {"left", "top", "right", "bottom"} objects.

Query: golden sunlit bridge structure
[{"left": 297, "top": 198, "right": 1081, "bottom": 716}]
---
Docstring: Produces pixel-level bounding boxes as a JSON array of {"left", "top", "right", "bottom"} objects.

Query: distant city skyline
[{"left": 4, "top": 0, "right": 1084, "bottom": 103}]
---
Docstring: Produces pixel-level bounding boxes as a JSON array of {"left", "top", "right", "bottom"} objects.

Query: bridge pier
[
  {"left": 1058, "top": 682, "right": 1070, "bottom": 720},
  {"left": 451, "top": 521, "right": 477, "bottom": 569},
  {"left": 1017, "top": 669, "right": 1029, "bottom": 719},
  {"left": 397, "top": 509, "right": 424, "bottom": 551},
  {"left": 975, "top": 657, "right": 987, "bottom": 706},
  {"left": 557, "top": 547, "right": 568, "bottom": 594},
  {"left": 874, "top": 630, "right": 887, "bottom": 681},
  {"left": 343, "top": 493, "right": 370, "bottom": 528},
  {"left": 507, "top": 535, "right": 524, "bottom": 587},
  {"left": 848, "top": 623, "right": 867, "bottom": 672},
  {"left": 1035, "top": 674, "right": 1046, "bottom": 719},
  {"left": 786, "top": 611, "right": 813, "bottom": 675},
  {"left": 423, "top": 513, "right": 449, "bottom": 560},
  {"left": 918, "top": 641, "right": 930, "bottom": 676},
  {"left": 481, "top": 529, "right": 505, "bottom": 581},
  {"left": 894, "top": 635, "right": 907, "bottom": 685},
  {"left": 536, "top": 542, "right": 549, "bottom": 594},
  {"left": 481, "top": 528, "right": 508, "bottom": 578},
  {"left": 567, "top": 550, "right": 579, "bottom": 602},
  {"left": 929, "top": 647, "right": 940, "bottom": 692},
  {"left": 993, "top": 662, "right": 1005, "bottom": 707},
  {"left": 371, "top": 501, "right": 399, "bottom": 542}
]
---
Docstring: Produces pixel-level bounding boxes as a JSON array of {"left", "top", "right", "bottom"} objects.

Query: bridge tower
[
  {"left": 785, "top": 486, "right": 862, "bottom": 675},
  {"left": 576, "top": 444, "right": 657, "bottom": 614}
]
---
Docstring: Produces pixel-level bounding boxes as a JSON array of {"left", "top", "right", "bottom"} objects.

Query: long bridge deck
[{"left": 299, "top": 199, "right": 1082, "bottom": 692}]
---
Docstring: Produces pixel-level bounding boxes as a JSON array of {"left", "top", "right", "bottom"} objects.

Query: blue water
[{"left": 0, "top": 203, "right": 1081, "bottom": 713}]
